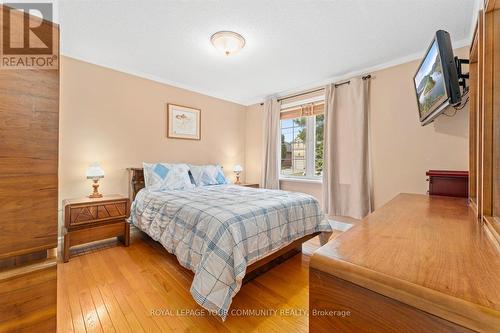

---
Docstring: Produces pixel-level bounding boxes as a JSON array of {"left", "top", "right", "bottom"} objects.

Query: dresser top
[
  {"left": 63, "top": 194, "right": 127, "bottom": 206},
  {"left": 311, "top": 193, "right": 500, "bottom": 332}
]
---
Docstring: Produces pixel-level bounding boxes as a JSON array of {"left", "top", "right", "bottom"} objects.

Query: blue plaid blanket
[{"left": 129, "top": 185, "right": 330, "bottom": 320}]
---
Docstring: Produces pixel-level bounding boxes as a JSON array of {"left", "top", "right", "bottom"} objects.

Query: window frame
[{"left": 278, "top": 96, "right": 324, "bottom": 182}]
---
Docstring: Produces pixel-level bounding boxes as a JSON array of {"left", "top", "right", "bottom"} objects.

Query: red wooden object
[{"left": 426, "top": 170, "right": 469, "bottom": 198}]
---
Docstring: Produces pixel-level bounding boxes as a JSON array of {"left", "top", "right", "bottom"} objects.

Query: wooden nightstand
[
  {"left": 63, "top": 194, "right": 130, "bottom": 262},
  {"left": 237, "top": 183, "right": 260, "bottom": 188}
]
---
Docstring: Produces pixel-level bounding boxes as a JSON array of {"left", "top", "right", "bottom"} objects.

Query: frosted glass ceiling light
[{"left": 210, "top": 31, "right": 246, "bottom": 56}]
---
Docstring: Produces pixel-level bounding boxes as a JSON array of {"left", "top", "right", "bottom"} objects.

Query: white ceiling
[{"left": 58, "top": 0, "right": 478, "bottom": 105}]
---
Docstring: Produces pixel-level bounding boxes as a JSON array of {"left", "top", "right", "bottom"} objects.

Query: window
[{"left": 280, "top": 100, "right": 324, "bottom": 179}]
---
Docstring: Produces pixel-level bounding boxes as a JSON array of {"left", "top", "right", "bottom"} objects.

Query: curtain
[
  {"left": 261, "top": 97, "right": 281, "bottom": 189},
  {"left": 322, "top": 77, "right": 373, "bottom": 219}
]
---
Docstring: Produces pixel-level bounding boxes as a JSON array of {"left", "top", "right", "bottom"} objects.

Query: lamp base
[
  {"left": 235, "top": 175, "right": 241, "bottom": 185},
  {"left": 89, "top": 179, "right": 103, "bottom": 198}
]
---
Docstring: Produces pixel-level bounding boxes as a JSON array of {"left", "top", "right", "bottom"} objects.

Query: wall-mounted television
[{"left": 413, "top": 30, "right": 461, "bottom": 126}]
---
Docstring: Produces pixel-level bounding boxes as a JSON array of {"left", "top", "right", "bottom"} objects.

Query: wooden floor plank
[
  {"left": 57, "top": 264, "right": 75, "bottom": 333},
  {"left": 58, "top": 229, "right": 342, "bottom": 332},
  {"left": 112, "top": 247, "right": 188, "bottom": 333},
  {"left": 83, "top": 254, "right": 134, "bottom": 333},
  {"left": 79, "top": 255, "right": 116, "bottom": 333},
  {"left": 100, "top": 249, "right": 162, "bottom": 333},
  {"left": 62, "top": 261, "right": 88, "bottom": 333},
  {"left": 122, "top": 244, "right": 197, "bottom": 332},
  {"left": 97, "top": 284, "right": 135, "bottom": 333},
  {"left": 114, "top": 267, "right": 174, "bottom": 332},
  {"left": 72, "top": 259, "right": 104, "bottom": 333}
]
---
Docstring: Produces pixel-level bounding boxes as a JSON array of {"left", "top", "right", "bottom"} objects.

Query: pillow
[
  {"left": 143, "top": 163, "right": 194, "bottom": 190},
  {"left": 189, "top": 164, "right": 230, "bottom": 186},
  {"left": 189, "top": 165, "right": 217, "bottom": 186}
]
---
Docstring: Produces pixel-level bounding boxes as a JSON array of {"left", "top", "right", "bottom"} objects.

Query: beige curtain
[
  {"left": 322, "top": 77, "right": 373, "bottom": 219},
  {"left": 261, "top": 97, "right": 281, "bottom": 189}
]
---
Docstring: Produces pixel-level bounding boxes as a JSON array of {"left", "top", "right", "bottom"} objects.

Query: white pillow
[
  {"left": 143, "top": 163, "right": 194, "bottom": 190},
  {"left": 189, "top": 164, "right": 230, "bottom": 186}
]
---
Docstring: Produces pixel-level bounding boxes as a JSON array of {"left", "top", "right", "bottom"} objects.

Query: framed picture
[{"left": 166, "top": 103, "right": 201, "bottom": 140}]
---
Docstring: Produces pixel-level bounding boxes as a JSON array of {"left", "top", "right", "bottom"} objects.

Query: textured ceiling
[{"left": 59, "top": 0, "right": 478, "bottom": 105}]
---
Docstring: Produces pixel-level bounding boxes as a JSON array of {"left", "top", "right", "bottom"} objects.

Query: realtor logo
[{"left": 1, "top": 3, "right": 58, "bottom": 69}]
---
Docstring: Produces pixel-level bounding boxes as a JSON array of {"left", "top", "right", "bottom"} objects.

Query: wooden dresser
[
  {"left": 309, "top": 194, "right": 500, "bottom": 333},
  {"left": 468, "top": 1, "right": 500, "bottom": 257},
  {"left": 0, "top": 5, "right": 59, "bottom": 332}
]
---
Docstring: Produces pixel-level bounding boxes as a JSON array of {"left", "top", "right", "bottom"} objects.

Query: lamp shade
[
  {"left": 232, "top": 164, "right": 243, "bottom": 173},
  {"left": 86, "top": 163, "right": 105, "bottom": 179}
]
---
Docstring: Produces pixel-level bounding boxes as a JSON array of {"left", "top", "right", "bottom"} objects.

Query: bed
[{"left": 127, "top": 168, "right": 332, "bottom": 320}]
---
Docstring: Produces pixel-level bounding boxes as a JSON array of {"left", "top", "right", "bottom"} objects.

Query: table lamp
[
  {"left": 86, "top": 163, "right": 105, "bottom": 198},
  {"left": 233, "top": 164, "right": 243, "bottom": 184}
]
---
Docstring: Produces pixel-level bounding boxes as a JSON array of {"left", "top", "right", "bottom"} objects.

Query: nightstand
[
  {"left": 62, "top": 194, "right": 130, "bottom": 262},
  {"left": 237, "top": 183, "right": 260, "bottom": 188}
]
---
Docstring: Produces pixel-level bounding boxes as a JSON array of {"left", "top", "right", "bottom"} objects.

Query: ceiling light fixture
[{"left": 210, "top": 31, "right": 246, "bottom": 56}]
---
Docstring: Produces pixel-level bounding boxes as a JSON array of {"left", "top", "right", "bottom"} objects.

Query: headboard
[{"left": 128, "top": 168, "right": 145, "bottom": 204}]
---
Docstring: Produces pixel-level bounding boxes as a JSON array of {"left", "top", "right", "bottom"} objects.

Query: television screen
[
  {"left": 413, "top": 30, "right": 461, "bottom": 126},
  {"left": 414, "top": 40, "right": 448, "bottom": 121}
]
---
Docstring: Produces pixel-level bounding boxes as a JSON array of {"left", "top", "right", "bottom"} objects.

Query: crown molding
[{"left": 60, "top": 53, "right": 249, "bottom": 106}]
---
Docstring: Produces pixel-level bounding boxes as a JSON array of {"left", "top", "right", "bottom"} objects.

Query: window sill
[{"left": 279, "top": 177, "right": 322, "bottom": 184}]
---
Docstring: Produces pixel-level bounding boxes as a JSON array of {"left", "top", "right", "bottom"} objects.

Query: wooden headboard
[{"left": 128, "top": 168, "right": 145, "bottom": 204}]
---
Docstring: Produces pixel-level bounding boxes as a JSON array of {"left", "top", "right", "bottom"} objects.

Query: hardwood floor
[{"left": 57, "top": 229, "right": 342, "bottom": 333}]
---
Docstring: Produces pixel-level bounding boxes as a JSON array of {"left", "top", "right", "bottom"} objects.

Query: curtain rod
[
  {"left": 335, "top": 74, "right": 372, "bottom": 88},
  {"left": 259, "top": 75, "right": 372, "bottom": 106},
  {"left": 277, "top": 87, "right": 324, "bottom": 103}
]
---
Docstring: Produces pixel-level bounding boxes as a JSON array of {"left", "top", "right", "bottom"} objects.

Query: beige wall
[
  {"left": 245, "top": 47, "right": 469, "bottom": 209},
  {"left": 60, "top": 45, "right": 469, "bottom": 230},
  {"left": 371, "top": 47, "right": 469, "bottom": 207},
  {"left": 60, "top": 56, "right": 247, "bottom": 217}
]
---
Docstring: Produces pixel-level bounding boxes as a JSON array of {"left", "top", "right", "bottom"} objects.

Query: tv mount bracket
[{"left": 455, "top": 57, "right": 469, "bottom": 92}]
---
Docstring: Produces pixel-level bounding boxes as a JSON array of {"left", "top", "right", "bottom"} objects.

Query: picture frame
[{"left": 166, "top": 103, "right": 201, "bottom": 140}]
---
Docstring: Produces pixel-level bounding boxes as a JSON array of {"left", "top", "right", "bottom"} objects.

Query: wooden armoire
[
  {"left": 0, "top": 5, "right": 59, "bottom": 332},
  {"left": 469, "top": 1, "right": 500, "bottom": 249}
]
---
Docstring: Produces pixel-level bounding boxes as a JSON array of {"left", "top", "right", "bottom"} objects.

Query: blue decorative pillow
[
  {"left": 189, "top": 164, "right": 230, "bottom": 186},
  {"left": 214, "top": 165, "right": 231, "bottom": 184},
  {"left": 143, "top": 163, "right": 194, "bottom": 190},
  {"left": 215, "top": 171, "right": 226, "bottom": 184},
  {"left": 153, "top": 164, "right": 169, "bottom": 179}
]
